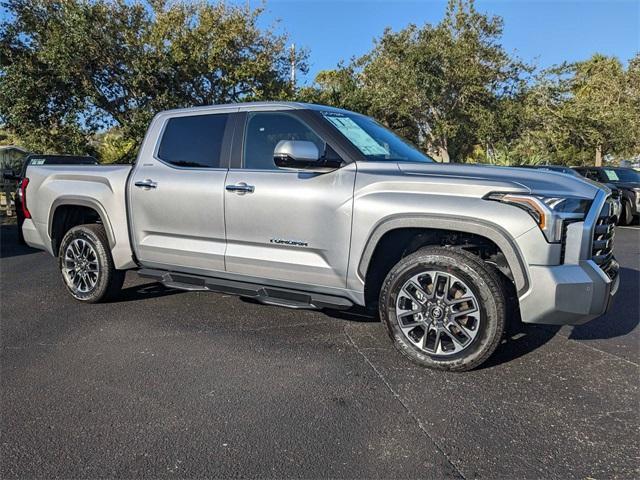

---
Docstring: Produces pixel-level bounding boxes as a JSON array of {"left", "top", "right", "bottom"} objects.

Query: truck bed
[{"left": 23, "top": 164, "right": 136, "bottom": 269}]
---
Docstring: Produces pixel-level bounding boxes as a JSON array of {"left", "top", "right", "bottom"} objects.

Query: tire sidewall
[
  {"left": 381, "top": 250, "right": 502, "bottom": 371},
  {"left": 621, "top": 201, "right": 633, "bottom": 226},
  {"left": 58, "top": 226, "right": 111, "bottom": 302}
]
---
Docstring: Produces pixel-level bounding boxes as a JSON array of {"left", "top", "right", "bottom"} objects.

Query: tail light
[{"left": 19, "top": 178, "right": 31, "bottom": 219}]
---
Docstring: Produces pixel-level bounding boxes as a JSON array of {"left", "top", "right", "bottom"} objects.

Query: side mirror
[{"left": 273, "top": 140, "right": 341, "bottom": 172}]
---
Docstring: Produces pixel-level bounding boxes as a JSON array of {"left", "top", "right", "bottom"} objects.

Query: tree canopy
[
  {"left": 0, "top": 0, "right": 306, "bottom": 159},
  {"left": 298, "top": 0, "right": 639, "bottom": 165},
  {"left": 1, "top": 0, "right": 638, "bottom": 166}
]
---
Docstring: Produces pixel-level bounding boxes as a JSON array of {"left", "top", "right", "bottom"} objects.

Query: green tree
[
  {"left": 513, "top": 55, "right": 639, "bottom": 166},
  {"left": 301, "top": 0, "right": 527, "bottom": 162},
  {"left": 0, "top": 0, "right": 306, "bottom": 157},
  {"left": 94, "top": 128, "right": 136, "bottom": 164}
]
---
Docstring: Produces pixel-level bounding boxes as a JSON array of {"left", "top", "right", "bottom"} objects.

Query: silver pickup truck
[{"left": 21, "top": 102, "right": 619, "bottom": 371}]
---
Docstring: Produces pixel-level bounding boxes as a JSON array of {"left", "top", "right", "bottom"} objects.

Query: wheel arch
[
  {"left": 49, "top": 197, "right": 115, "bottom": 256},
  {"left": 358, "top": 214, "right": 530, "bottom": 307}
]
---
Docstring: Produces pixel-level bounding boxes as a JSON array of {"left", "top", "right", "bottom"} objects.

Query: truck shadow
[
  {"left": 478, "top": 323, "right": 562, "bottom": 370},
  {"left": 110, "top": 281, "right": 185, "bottom": 303},
  {"left": 0, "top": 223, "right": 38, "bottom": 259}
]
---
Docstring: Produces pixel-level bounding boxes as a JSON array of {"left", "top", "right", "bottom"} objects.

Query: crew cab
[{"left": 20, "top": 102, "right": 619, "bottom": 371}]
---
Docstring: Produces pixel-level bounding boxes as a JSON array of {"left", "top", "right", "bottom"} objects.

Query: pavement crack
[{"left": 343, "top": 326, "right": 467, "bottom": 480}]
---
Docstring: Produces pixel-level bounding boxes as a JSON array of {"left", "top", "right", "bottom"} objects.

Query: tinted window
[
  {"left": 158, "top": 114, "right": 228, "bottom": 168},
  {"left": 243, "top": 112, "right": 325, "bottom": 170},
  {"left": 581, "top": 169, "right": 600, "bottom": 181}
]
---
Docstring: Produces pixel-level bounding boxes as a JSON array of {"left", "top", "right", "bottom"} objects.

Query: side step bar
[{"left": 137, "top": 268, "right": 354, "bottom": 311}]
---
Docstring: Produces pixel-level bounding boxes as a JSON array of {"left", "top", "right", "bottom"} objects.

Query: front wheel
[
  {"left": 619, "top": 201, "right": 633, "bottom": 226},
  {"left": 58, "top": 224, "right": 125, "bottom": 303},
  {"left": 380, "top": 246, "right": 507, "bottom": 372}
]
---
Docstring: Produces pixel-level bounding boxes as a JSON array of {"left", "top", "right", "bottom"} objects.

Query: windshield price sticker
[
  {"left": 604, "top": 170, "right": 620, "bottom": 181},
  {"left": 324, "top": 114, "right": 389, "bottom": 156}
]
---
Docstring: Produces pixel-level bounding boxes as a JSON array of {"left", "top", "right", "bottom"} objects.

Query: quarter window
[
  {"left": 158, "top": 114, "right": 228, "bottom": 168},
  {"left": 243, "top": 112, "right": 325, "bottom": 170}
]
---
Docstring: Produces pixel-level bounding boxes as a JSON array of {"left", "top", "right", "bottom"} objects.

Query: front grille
[{"left": 591, "top": 199, "right": 617, "bottom": 279}]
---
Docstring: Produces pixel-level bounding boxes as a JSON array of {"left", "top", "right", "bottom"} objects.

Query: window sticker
[
  {"left": 30, "top": 158, "right": 45, "bottom": 165},
  {"left": 603, "top": 169, "right": 620, "bottom": 181},
  {"left": 324, "top": 114, "right": 389, "bottom": 156}
]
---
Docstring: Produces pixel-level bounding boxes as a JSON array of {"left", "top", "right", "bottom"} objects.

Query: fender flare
[
  {"left": 48, "top": 196, "right": 116, "bottom": 248},
  {"left": 357, "top": 214, "right": 530, "bottom": 295}
]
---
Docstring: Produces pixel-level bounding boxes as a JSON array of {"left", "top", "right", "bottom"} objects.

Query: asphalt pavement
[{"left": 1, "top": 222, "right": 638, "bottom": 479}]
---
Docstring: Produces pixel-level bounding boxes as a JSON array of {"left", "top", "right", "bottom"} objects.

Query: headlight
[{"left": 485, "top": 193, "right": 592, "bottom": 242}]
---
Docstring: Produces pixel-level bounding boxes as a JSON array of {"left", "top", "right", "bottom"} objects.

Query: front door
[
  {"left": 224, "top": 111, "right": 356, "bottom": 288},
  {"left": 129, "top": 111, "right": 231, "bottom": 274}
]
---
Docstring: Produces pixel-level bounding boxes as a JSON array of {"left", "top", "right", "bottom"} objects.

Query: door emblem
[{"left": 270, "top": 238, "right": 308, "bottom": 247}]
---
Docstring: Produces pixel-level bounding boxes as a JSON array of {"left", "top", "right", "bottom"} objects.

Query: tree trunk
[
  {"left": 439, "top": 138, "right": 450, "bottom": 163},
  {"left": 439, "top": 147, "right": 450, "bottom": 163},
  {"left": 595, "top": 145, "right": 602, "bottom": 166}
]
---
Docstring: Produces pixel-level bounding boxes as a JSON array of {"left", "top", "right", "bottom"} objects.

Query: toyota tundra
[{"left": 20, "top": 102, "right": 619, "bottom": 371}]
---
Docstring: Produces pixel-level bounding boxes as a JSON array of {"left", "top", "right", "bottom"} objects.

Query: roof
[{"left": 158, "top": 101, "right": 358, "bottom": 117}]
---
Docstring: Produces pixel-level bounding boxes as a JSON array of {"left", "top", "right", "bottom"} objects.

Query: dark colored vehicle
[
  {"left": 573, "top": 167, "right": 640, "bottom": 225},
  {"left": 2, "top": 154, "right": 98, "bottom": 243},
  {"left": 523, "top": 165, "right": 583, "bottom": 177}
]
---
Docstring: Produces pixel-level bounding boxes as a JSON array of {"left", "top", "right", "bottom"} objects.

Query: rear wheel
[
  {"left": 58, "top": 224, "right": 124, "bottom": 303},
  {"left": 380, "top": 246, "right": 506, "bottom": 372}
]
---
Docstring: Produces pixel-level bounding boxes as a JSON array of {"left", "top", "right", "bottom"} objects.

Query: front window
[
  {"left": 320, "top": 111, "right": 434, "bottom": 163},
  {"left": 243, "top": 112, "right": 326, "bottom": 170}
]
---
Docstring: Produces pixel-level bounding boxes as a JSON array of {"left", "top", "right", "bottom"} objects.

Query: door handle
[
  {"left": 134, "top": 179, "right": 157, "bottom": 189},
  {"left": 225, "top": 182, "right": 255, "bottom": 194}
]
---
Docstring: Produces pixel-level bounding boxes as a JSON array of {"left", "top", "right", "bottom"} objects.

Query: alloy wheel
[
  {"left": 395, "top": 270, "right": 481, "bottom": 356},
  {"left": 62, "top": 238, "right": 100, "bottom": 294}
]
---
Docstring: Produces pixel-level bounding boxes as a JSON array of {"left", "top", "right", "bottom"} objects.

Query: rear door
[
  {"left": 128, "top": 110, "right": 233, "bottom": 274},
  {"left": 223, "top": 110, "right": 357, "bottom": 288}
]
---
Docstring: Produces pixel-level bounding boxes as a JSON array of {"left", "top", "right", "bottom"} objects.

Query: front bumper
[
  {"left": 518, "top": 189, "right": 619, "bottom": 325},
  {"left": 518, "top": 260, "right": 619, "bottom": 325}
]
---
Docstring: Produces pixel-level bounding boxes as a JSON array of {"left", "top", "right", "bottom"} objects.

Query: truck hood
[{"left": 396, "top": 162, "right": 602, "bottom": 199}]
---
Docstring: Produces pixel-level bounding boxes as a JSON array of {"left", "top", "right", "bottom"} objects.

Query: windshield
[
  {"left": 321, "top": 111, "right": 434, "bottom": 163},
  {"left": 604, "top": 168, "right": 640, "bottom": 183}
]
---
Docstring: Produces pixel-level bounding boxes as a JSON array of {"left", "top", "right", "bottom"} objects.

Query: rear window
[{"left": 157, "top": 114, "right": 228, "bottom": 168}]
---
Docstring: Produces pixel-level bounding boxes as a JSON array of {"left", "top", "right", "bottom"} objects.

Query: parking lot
[{"left": 1, "top": 222, "right": 638, "bottom": 479}]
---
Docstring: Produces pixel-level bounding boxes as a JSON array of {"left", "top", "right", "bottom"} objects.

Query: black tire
[
  {"left": 16, "top": 209, "right": 26, "bottom": 245},
  {"left": 58, "top": 224, "right": 125, "bottom": 303},
  {"left": 619, "top": 201, "right": 633, "bottom": 226},
  {"left": 17, "top": 222, "right": 26, "bottom": 245},
  {"left": 379, "top": 246, "right": 506, "bottom": 372}
]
